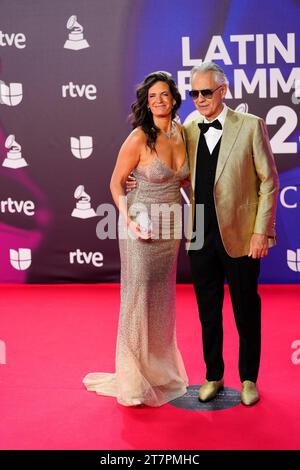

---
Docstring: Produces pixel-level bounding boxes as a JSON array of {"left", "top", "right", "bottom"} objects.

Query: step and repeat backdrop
[{"left": 0, "top": 0, "right": 299, "bottom": 283}]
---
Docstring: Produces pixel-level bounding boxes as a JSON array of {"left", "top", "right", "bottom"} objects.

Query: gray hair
[{"left": 191, "top": 62, "right": 229, "bottom": 86}]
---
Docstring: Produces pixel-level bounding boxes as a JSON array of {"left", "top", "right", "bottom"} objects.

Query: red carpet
[{"left": 0, "top": 284, "right": 299, "bottom": 450}]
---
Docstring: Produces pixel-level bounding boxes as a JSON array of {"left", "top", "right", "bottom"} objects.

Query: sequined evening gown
[{"left": 83, "top": 153, "right": 189, "bottom": 406}]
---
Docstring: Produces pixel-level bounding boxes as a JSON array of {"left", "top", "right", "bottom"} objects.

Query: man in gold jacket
[{"left": 185, "top": 62, "right": 279, "bottom": 406}]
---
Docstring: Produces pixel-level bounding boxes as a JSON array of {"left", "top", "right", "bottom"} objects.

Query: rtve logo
[
  {"left": 69, "top": 250, "right": 104, "bottom": 267},
  {"left": 287, "top": 249, "right": 300, "bottom": 272},
  {"left": 0, "top": 198, "right": 35, "bottom": 216},
  {"left": 10, "top": 248, "right": 32, "bottom": 270},
  {"left": 0, "top": 30, "right": 26, "bottom": 49},
  {"left": 62, "top": 82, "right": 97, "bottom": 100},
  {"left": 0, "top": 81, "right": 23, "bottom": 106},
  {"left": 280, "top": 186, "right": 299, "bottom": 208},
  {"left": 70, "top": 136, "right": 93, "bottom": 159}
]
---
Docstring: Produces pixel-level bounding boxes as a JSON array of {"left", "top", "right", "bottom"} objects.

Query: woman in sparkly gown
[{"left": 83, "top": 72, "right": 189, "bottom": 406}]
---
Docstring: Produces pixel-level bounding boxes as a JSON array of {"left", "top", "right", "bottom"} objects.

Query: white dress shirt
[{"left": 202, "top": 103, "right": 228, "bottom": 154}]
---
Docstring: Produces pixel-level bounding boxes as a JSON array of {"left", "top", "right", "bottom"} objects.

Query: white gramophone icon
[
  {"left": 71, "top": 185, "right": 96, "bottom": 218},
  {"left": 64, "top": 15, "right": 90, "bottom": 50},
  {"left": 3, "top": 134, "right": 28, "bottom": 168}
]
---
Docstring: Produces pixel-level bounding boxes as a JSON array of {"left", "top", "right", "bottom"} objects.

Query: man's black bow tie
[{"left": 198, "top": 119, "right": 222, "bottom": 134}]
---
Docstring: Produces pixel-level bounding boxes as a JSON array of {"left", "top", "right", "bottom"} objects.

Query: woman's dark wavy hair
[{"left": 130, "top": 71, "right": 182, "bottom": 151}]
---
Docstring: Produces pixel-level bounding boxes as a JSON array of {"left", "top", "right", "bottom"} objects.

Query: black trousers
[{"left": 189, "top": 228, "right": 261, "bottom": 383}]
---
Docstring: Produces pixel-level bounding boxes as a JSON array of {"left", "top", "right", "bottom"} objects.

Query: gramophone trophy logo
[
  {"left": 3, "top": 135, "right": 28, "bottom": 169},
  {"left": 71, "top": 185, "right": 97, "bottom": 219},
  {"left": 64, "top": 15, "right": 90, "bottom": 50}
]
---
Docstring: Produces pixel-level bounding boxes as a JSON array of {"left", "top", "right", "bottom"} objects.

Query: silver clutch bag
[{"left": 135, "top": 212, "right": 153, "bottom": 235}]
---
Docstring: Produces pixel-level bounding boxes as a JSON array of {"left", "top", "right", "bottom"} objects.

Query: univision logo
[
  {"left": 287, "top": 249, "right": 300, "bottom": 272},
  {"left": 70, "top": 136, "right": 93, "bottom": 159},
  {"left": 10, "top": 248, "right": 32, "bottom": 270},
  {"left": 0, "top": 81, "right": 23, "bottom": 106}
]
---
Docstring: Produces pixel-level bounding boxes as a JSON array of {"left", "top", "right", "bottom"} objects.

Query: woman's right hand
[{"left": 128, "top": 220, "right": 152, "bottom": 240}]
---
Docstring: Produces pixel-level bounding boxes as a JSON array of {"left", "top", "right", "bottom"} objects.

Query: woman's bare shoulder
[
  {"left": 127, "top": 127, "right": 147, "bottom": 144},
  {"left": 119, "top": 127, "right": 147, "bottom": 155}
]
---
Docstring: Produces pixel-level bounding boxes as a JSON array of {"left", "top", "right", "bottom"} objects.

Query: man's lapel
[
  {"left": 189, "top": 116, "right": 203, "bottom": 189},
  {"left": 215, "top": 108, "right": 244, "bottom": 184}
]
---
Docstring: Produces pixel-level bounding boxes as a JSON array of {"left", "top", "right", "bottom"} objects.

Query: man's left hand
[{"left": 248, "top": 234, "right": 269, "bottom": 258}]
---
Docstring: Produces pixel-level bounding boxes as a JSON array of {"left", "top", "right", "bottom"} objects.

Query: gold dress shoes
[
  {"left": 198, "top": 378, "right": 224, "bottom": 402},
  {"left": 241, "top": 380, "right": 259, "bottom": 406}
]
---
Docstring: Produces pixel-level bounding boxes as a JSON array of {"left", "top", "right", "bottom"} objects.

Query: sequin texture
[{"left": 83, "top": 155, "right": 189, "bottom": 406}]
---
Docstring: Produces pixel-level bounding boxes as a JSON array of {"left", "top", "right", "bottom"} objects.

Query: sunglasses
[{"left": 188, "top": 85, "right": 223, "bottom": 100}]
